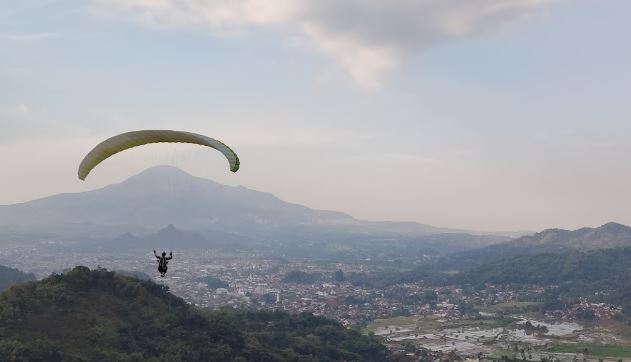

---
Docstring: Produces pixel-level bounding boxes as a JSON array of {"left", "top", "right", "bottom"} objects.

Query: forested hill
[
  {"left": 0, "top": 264, "right": 35, "bottom": 292},
  {"left": 456, "top": 247, "right": 631, "bottom": 287},
  {"left": 0, "top": 266, "right": 388, "bottom": 362},
  {"left": 507, "top": 222, "right": 631, "bottom": 251},
  {"left": 454, "top": 247, "right": 631, "bottom": 319},
  {"left": 354, "top": 244, "right": 631, "bottom": 302},
  {"left": 432, "top": 222, "right": 631, "bottom": 271}
]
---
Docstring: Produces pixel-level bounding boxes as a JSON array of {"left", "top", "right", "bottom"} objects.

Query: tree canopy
[{"left": 0, "top": 266, "right": 387, "bottom": 362}]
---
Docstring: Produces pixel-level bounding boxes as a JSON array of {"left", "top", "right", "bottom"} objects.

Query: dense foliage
[
  {"left": 0, "top": 265, "right": 35, "bottom": 292},
  {"left": 454, "top": 247, "right": 631, "bottom": 321},
  {"left": 348, "top": 246, "right": 631, "bottom": 322},
  {"left": 114, "top": 270, "right": 152, "bottom": 281},
  {"left": 0, "top": 266, "right": 388, "bottom": 362},
  {"left": 196, "top": 276, "right": 229, "bottom": 290},
  {"left": 456, "top": 248, "right": 631, "bottom": 286}
]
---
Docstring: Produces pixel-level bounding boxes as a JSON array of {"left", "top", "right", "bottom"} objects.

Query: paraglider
[
  {"left": 77, "top": 130, "right": 240, "bottom": 180},
  {"left": 77, "top": 130, "right": 239, "bottom": 278},
  {"left": 154, "top": 250, "right": 172, "bottom": 277}
]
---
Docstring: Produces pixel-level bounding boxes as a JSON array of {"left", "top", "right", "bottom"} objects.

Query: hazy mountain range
[
  {"left": 3, "top": 166, "right": 628, "bottom": 258},
  {"left": 0, "top": 166, "right": 506, "bottom": 248},
  {"left": 439, "top": 222, "right": 631, "bottom": 272},
  {"left": 507, "top": 222, "right": 631, "bottom": 250},
  {"left": 366, "top": 222, "right": 631, "bottom": 287}
]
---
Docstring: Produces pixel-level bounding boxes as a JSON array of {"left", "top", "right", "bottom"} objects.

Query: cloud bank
[
  {"left": 93, "top": 0, "right": 555, "bottom": 86},
  {"left": 292, "top": 0, "right": 552, "bottom": 86},
  {"left": 95, "top": 0, "right": 552, "bottom": 86}
]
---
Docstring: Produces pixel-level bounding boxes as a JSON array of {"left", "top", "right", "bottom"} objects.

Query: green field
[
  {"left": 549, "top": 344, "right": 631, "bottom": 358},
  {"left": 365, "top": 314, "right": 514, "bottom": 335},
  {"left": 479, "top": 301, "right": 541, "bottom": 313}
]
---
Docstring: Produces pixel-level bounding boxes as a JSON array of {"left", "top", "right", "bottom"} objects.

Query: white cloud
[{"left": 94, "top": 0, "right": 553, "bottom": 86}]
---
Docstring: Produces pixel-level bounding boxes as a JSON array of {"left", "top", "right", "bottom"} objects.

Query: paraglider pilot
[{"left": 154, "top": 250, "right": 172, "bottom": 277}]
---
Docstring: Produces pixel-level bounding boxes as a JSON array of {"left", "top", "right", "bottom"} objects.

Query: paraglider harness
[{"left": 154, "top": 250, "right": 172, "bottom": 277}]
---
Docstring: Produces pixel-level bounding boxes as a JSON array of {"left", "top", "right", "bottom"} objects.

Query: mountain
[
  {"left": 2, "top": 165, "right": 349, "bottom": 235},
  {"left": 70, "top": 224, "right": 258, "bottom": 254},
  {"left": 452, "top": 222, "right": 631, "bottom": 281},
  {"left": 0, "top": 166, "right": 495, "bottom": 244},
  {"left": 510, "top": 222, "right": 631, "bottom": 251},
  {"left": 360, "top": 222, "right": 631, "bottom": 287},
  {"left": 0, "top": 266, "right": 388, "bottom": 361},
  {"left": 443, "top": 222, "right": 631, "bottom": 267},
  {"left": 0, "top": 265, "right": 35, "bottom": 292},
  {"left": 105, "top": 224, "right": 216, "bottom": 250}
]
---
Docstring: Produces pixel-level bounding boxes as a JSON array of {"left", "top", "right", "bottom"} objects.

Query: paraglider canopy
[{"left": 78, "top": 130, "right": 239, "bottom": 180}]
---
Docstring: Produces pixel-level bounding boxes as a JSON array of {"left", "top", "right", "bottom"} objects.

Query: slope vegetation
[
  {"left": 0, "top": 266, "right": 387, "bottom": 362},
  {"left": 0, "top": 265, "right": 35, "bottom": 292}
]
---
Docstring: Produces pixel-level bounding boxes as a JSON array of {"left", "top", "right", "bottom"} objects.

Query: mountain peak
[
  {"left": 164, "top": 223, "right": 176, "bottom": 231},
  {"left": 0, "top": 165, "right": 466, "bottom": 241},
  {"left": 598, "top": 222, "right": 631, "bottom": 232},
  {"left": 515, "top": 222, "right": 631, "bottom": 250},
  {"left": 124, "top": 165, "right": 209, "bottom": 184},
  {"left": 136, "top": 165, "right": 191, "bottom": 176}
]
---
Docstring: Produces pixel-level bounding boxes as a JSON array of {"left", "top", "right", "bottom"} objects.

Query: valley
[{"left": 2, "top": 168, "right": 631, "bottom": 360}]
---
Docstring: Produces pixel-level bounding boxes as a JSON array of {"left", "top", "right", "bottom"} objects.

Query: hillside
[
  {"left": 440, "top": 222, "right": 631, "bottom": 269},
  {"left": 0, "top": 265, "right": 35, "bottom": 292},
  {"left": 0, "top": 266, "right": 388, "bottom": 362},
  {"left": 457, "top": 247, "right": 631, "bottom": 287},
  {"left": 510, "top": 222, "right": 631, "bottom": 251},
  {"left": 453, "top": 247, "right": 631, "bottom": 321},
  {"left": 357, "top": 223, "right": 631, "bottom": 288}
]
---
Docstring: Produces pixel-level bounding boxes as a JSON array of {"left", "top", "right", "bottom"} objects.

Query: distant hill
[
  {"left": 457, "top": 247, "right": 631, "bottom": 286},
  {"left": 0, "top": 166, "right": 480, "bottom": 240},
  {"left": 453, "top": 247, "right": 631, "bottom": 320},
  {"left": 0, "top": 166, "right": 510, "bottom": 258},
  {"left": 0, "top": 265, "right": 35, "bottom": 292},
  {"left": 65, "top": 223, "right": 507, "bottom": 262},
  {"left": 357, "top": 223, "right": 631, "bottom": 287},
  {"left": 445, "top": 223, "right": 631, "bottom": 288},
  {"left": 444, "top": 222, "right": 631, "bottom": 268},
  {"left": 510, "top": 222, "right": 631, "bottom": 251},
  {"left": 0, "top": 266, "right": 388, "bottom": 361},
  {"left": 100, "top": 224, "right": 219, "bottom": 251}
]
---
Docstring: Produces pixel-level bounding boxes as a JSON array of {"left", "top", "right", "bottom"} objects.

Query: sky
[{"left": 1, "top": 0, "right": 630, "bottom": 232}]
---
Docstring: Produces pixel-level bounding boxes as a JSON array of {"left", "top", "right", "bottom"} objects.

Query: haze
[{"left": 1, "top": 0, "right": 630, "bottom": 232}]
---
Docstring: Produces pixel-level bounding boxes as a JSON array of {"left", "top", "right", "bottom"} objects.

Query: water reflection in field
[{"left": 367, "top": 315, "right": 625, "bottom": 360}]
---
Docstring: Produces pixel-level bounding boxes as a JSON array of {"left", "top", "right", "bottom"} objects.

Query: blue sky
[{"left": 1, "top": 0, "right": 630, "bottom": 231}]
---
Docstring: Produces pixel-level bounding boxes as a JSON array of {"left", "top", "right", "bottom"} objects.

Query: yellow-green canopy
[{"left": 78, "top": 130, "right": 239, "bottom": 180}]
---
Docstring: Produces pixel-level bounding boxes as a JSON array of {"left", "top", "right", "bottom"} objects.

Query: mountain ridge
[
  {"left": 0, "top": 166, "right": 479, "bottom": 240},
  {"left": 435, "top": 222, "right": 631, "bottom": 272},
  {"left": 510, "top": 222, "right": 631, "bottom": 250}
]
